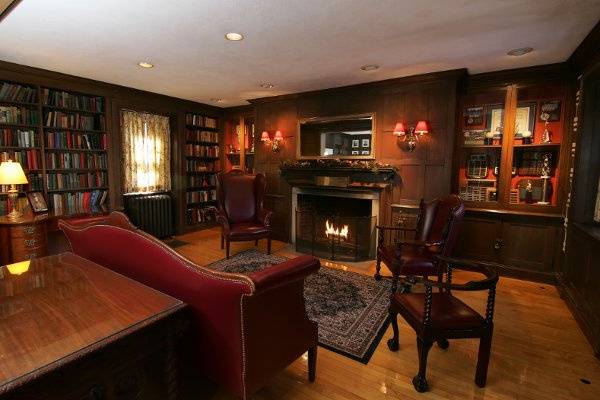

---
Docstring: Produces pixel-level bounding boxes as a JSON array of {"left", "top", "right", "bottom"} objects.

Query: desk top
[{"left": 0, "top": 253, "right": 184, "bottom": 394}]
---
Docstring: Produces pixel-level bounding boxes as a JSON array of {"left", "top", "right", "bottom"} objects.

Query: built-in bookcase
[
  {"left": 184, "top": 112, "right": 220, "bottom": 228},
  {"left": 0, "top": 79, "right": 109, "bottom": 215}
]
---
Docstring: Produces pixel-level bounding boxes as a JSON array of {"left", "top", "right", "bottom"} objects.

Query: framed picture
[
  {"left": 27, "top": 192, "right": 48, "bottom": 213},
  {"left": 539, "top": 100, "right": 561, "bottom": 122},
  {"left": 486, "top": 104, "right": 504, "bottom": 138},
  {"left": 361, "top": 150, "right": 370, "bottom": 155},
  {"left": 361, "top": 138, "right": 370, "bottom": 148},
  {"left": 514, "top": 102, "right": 536, "bottom": 138},
  {"left": 464, "top": 106, "right": 484, "bottom": 128},
  {"left": 351, "top": 150, "right": 360, "bottom": 155},
  {"left": 351, "top": 139, "right": 359, "bottom": 148}
]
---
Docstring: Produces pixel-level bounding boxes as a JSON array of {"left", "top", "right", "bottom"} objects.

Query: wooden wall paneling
[{"left": 454, "top": 215, "right": 502, "bottom": 262}]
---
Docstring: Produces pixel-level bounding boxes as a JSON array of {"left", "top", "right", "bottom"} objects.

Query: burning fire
[{"left": 325, "top": 220, "right": 349, "bottom": 239}]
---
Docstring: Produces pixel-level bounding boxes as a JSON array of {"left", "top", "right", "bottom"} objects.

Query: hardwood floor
[{"left": 173, "top": 227, "right": 600, "bottom": 400}]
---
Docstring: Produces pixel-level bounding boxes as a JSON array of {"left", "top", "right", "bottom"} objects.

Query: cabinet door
[
  {"left": 500, "top": 219, "right": 558, "bottom": 274},
  {"left": 454, "top": 216, "right": 502, "bottom": 262}
]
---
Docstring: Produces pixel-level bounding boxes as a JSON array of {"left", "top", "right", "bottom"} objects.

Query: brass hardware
[
  {"left": 24, "top": 239, "right": 37, "bottom": 247},
  {"left": 494, "top": 238, "right": 504, "bottom": 251}
]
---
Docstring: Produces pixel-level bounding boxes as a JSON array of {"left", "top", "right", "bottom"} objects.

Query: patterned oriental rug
[{"left": 206, "top": 249, "right": 392, "bottom": 364}]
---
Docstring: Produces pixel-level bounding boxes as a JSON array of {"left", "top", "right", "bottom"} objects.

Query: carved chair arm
[
  {"left": 257, "top": 209, "right": 274, "bottom": 228},
  {"left": 212, "top": 206, "right": 230, "bottom": 233}
]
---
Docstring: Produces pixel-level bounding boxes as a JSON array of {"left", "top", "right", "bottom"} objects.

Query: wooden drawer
[{"left": 8, "top": 224, "right": 44, "bottom": 239}]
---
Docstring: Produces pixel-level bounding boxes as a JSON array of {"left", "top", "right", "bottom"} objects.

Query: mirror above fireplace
[{"left": 297, "top": 113, "right": 375, "bottom": 159}]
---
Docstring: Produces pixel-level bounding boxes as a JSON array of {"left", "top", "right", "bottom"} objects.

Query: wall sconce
[
  {"left": 261, "top": 130, "right": 284, "bottom": 152},
  {"left": 393, "top": 120, "right": 429, "bottom": 151}
]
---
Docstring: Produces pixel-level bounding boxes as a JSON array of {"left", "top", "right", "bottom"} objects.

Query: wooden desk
[{"left": 0, "top": 253, "right": 186, "bottom": 399}]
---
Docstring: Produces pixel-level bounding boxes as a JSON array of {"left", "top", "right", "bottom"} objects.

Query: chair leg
[
  {"left": 412, "top": 337, "right": 433, "bottom": 392},
  {"left": 437, "top": 338, "right": 449, "bottom": 349},
  {"left": 391, "top": 272, "right": 399, "bottom": 294},
  {"left": 255, "top": 239, "right": 258, "bottom": 246},
  {"left": 387, "top": 309, "right": 400, "bottom": 352},
  {"left": 226, "top": 239, "right": 230, "bottom": 259},
  {"left": 308, "top": 345, "right": 317, "bottom": 382},
  {"left": 220, "top": 235, "right": 224, "bottom": 249},
  {"left": 267, "top": 236, "right": 272, "bottom": 254},
  {"left": 374, "top": 257, "right": 382, "bottom": 280},
  {"left": 475, "top": 327, "right": 493, "bottom": 387}
]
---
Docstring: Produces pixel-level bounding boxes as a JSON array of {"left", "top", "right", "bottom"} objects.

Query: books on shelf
[
  {"left": 46, "top": 131, "right": 108, "bottom": 150},
  {"left": 187, "top": 189, "right": 217, "bottom": 204},
  {"left": 1, "top": 149, "right": 41, "bottom": 170},
  {"left": 187, "top": 174, "right": 216, "bottom": 187},
  {"left": 51, "top": 190, "right": 108, "bottom": 214},
  {"left": 186, "top": 113, "right": 218, "bottom": 128},
  {"left": 0, "top": 128, "right": 38, "bottom": 147},
  {"left": 44, "top": 111, "right": 105, "bottom": 131},
  {"left": 186, "top": 130, "right": 219, "bottom": 143},
  {"left": 42, "top": 88, "right": 103, "bottom": 113},
  {"left": 186, "top": 159, "right": 220, "bottom": 172},
  {"left": 186, "top": 206, "right": 216, "bottom": 225},
  {"left": 0, "top": 106, "right": 39, "bottom": 125},
  {"left": 46, "top": 152, "right": 107, "bottom": 170},
  {"left": 0, "top": 82, "right": 37, "bottom": 103},
  {"left": 46, "top": 171, "right": 108, "bottom": 190},
  {"left": 185, "top": 144, "right": 219, "bottom": 157},
  {"left": 0, "top": 173, "right": 43, "bottom": 193}
]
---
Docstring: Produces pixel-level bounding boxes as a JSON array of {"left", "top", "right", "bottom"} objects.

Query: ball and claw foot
[
  {"left": 387, "top": 338, "right": 399, "bottom": 352},
  {"left": 374, "top": 272, "right": 382, "bottom": 281},
  {"left": 437, "top": 338, "right": 449, "bottom": 350},
  {"left": 412, "top": 375, "right": 429, "bottom": 393}
]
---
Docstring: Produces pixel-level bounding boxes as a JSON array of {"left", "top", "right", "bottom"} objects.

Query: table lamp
[{"left": 0, "top": 160, "right": 28, "bottom": 220}]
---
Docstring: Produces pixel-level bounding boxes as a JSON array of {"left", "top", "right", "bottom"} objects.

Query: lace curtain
[{"left": 121, "top": 110, "right": 171, "bottom": 193}]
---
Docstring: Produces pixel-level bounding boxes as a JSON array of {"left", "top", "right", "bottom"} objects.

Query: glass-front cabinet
[{"left": 456, "top": 80, "right": 570, "bottom": 214}]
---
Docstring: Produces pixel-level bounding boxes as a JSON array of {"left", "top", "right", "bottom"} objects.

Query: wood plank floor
[{"left": 173, "top": 228, "right": 600, "bottom": 400}]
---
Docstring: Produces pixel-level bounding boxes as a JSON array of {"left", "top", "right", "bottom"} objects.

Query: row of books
[
  {"left": 46, "top": 171, "right": 108, "bottom": 190},
  {"left": 0, "top": 82, "right": 37, "bottom": 104},
  {"left": 0, "top": 197, "right": 30, "bottom": 216},
  {"left": 185, "top": 144, "right": 219, "bottom": 157},
  {"left": 46, "top": 131, "right": 108, "bottom": 150},
  {"left": 186, "top": 206, "right": 216, "bottom": 225},
  {"left": 0, "top": 128, "right": 38, "bottom": 148},
  {"left": 0, "top": 106, "right": 39, "bottom": 125},
  {"left": 188, "top": 174, "right": 216, "bottom": 187},
  {"left": 44, "top": 111, "right": 105, "bottom": 131},
  {"left": 46, "top": 152, "right": 108, "bottom": 170},
  {"left": 0, "top": 173, "right": 44, "bottom": 192},
  {"left": 1, "top": 150, "right": 41, "bottom": 170},
  {"left": 42, "top": 89, "right": 104, "bottom": 113},
  {"left": 186, "top": 114, "right": 218, "bottom": 129},
  {"left": 50, "top": 190, "right": 108, "bottom": 213},
  {"left": 187, "top": 189, "right": 217, "bottom": 204},
  {"left": 186, "top": 130, "right": 219, "bottom": 143},
  {"left": 186, "top": 160, "right": 220, "bottom": 172}
]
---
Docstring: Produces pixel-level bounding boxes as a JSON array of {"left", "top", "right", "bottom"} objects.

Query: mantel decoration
[{"left": 280, "top": 158, "right": 397, "bottom": 174}]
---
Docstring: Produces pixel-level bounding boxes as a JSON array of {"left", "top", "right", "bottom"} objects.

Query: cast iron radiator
[{"left": 124, "top": 193, "right": 173, "bottom": 238}]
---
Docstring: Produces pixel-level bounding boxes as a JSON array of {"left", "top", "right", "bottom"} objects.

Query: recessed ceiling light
[
  {"left": 360, "top": 64, "right": 380, "bottom": 71},
  {"left": 138, "top": 61, "right": 154, "bottom": 68},
  {"left": 260, "top": 82, "right": 274, "bottom": 89},
  {"left": 225, "top": 32, "right": 244, "bottom": 41},
  {"left": 507, "top": 47, "right": 533, "bottom": 56},
  {"left": 210, "top": 98, "right": 224, "bottom": 103}
]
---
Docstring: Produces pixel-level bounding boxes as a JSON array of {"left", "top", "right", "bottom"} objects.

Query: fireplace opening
[{"left": 295, "top": 194, "right": 376, "bottom": 261}]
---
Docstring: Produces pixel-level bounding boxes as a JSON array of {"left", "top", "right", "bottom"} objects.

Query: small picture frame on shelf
[
  {"left": 361, "top": 150, "right": 370, "bottom": 155},
  {"left": 352, "top": 139, "right": 359, "bottom": 148},
  {"left": 27, "top": 192, "right": 48, "bottom": 213},
  {"left": 464, "top": 106, "right": 484, "bottom": 128},
  {"left": 539, "top": 100, "right": 561, "bottom": 122},
  {"left": 361, "top": 138, "right": 370, "bottom": 148},
  {"left": 514, "top": 102, "right": 536, "bottom": 140},
  {"left": 486, "top": 104, "right": 504, "bottom": 139},
  {"left": 351, "top": 150, "right": 360, "bottom": 155}
]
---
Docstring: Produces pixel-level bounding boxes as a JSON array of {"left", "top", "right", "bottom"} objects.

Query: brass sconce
[
  {"left": 393, "top": 120, "right": 429, "bottom": 151},
  {"left": 261, "top": 130, "right": 284, "bottom": 152}
]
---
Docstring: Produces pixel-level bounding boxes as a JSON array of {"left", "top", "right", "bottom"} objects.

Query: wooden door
[{"left": 454, "top": 214, "right": 502, "bottom": 262}]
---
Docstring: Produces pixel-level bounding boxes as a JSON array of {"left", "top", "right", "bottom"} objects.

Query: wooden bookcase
[
  {"left": 0, "top": 79, "right": 109, "bottom": 215},
  {"left": 184, "top": 112, "right": 221, "bottom": 229}
]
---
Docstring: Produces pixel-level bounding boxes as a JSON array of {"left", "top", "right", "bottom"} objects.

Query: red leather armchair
[
  {"left": 215, "top": 170, "right": 273, "bottom": 259},
  {"left": 375, "top": 195, "right": 465, "bottom": 293},
  {"left": 59, "top": 212, "right": 319, "bottom": 400}
]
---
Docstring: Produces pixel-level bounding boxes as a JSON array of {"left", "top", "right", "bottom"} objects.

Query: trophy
[
  {"left": 540, "top": 112, "right": 552, "bottom": 143},
  {"left": 537, "top": 153, "right": 552, "bottom": 205}
]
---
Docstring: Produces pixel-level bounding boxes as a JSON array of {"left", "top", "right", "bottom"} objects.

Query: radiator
[{"left": 124, "top": 193, "right": 173, "bottom": 238}]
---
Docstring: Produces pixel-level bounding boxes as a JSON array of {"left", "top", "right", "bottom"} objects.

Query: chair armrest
[
  {"left": 249, "top": 255, "right": 320, "bottom": 292},
  {"left": 257, "top": 209, "right": 274, "bottom": 228},
  {"left": 376, "top": 225, "right": 417, "bottom": 232},
  {"left": 214, "top": 206, "right": 230, "bottom": 232}
]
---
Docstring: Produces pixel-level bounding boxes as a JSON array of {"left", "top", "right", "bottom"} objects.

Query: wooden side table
[{"left": 0, "top": 214, "right": 49, "bottom": 265}]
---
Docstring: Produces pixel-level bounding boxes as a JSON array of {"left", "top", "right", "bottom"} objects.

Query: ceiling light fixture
[
  {"left": 225, "top": 32, "right": 244, "bottom": 41},
  {"left": 260, "top": 82, "right": 274, "bottom": 89},
  {"left": 138, "top": 61, "right": 154, "bottom": 68},
  {"left": 507, "top": 47, "right": 533, "bottom": 56},
  {"left": 360, "top": 64, "right": 380, "bottom": 71},
  {"left": 210, "top": 98, "right": 224, "bottom": 103}
]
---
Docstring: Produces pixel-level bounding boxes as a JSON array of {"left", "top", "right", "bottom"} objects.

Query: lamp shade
[
  {"left": 0, "top": 160, "right": 28, "bottom": 185},
  {"left": 415, "top": 120, "right": 429, "bottom": 135},
  {"left": 261, "top": 131, "right": 270, "bottom": 142},
  {"left": 274, "top": 130, "right": 283, "bottom": 141},
  {"left": 393, "top": 122, "right": 406, "bottom": 136}
]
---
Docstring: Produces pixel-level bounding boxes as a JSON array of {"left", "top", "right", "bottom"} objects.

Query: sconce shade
[
  {"left": 393, "top": 122, "right": 406, "bottom": 136},
  {"left": 274, "top": 130, "right": 283, "bottom": 141},
  {"left": 415, "top": 120, "right": 429, "bottom": 135},
  {"left": 0, "top": 160, "right": 28, "bottom": 185},
  {"left": 261, "top": 131, "right": 270, "bottom": 142}
]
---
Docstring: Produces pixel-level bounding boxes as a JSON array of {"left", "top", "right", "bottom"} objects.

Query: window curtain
[
  {"left": 121, "top": 110, "right": 171, "bottom": 193},
  {"left": 595, "top": 176, "right": 600, "bottom": 223}
]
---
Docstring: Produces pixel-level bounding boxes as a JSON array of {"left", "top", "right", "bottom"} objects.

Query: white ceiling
[{"left": 0, "top": 0, "right": 598, "bottom": 106}]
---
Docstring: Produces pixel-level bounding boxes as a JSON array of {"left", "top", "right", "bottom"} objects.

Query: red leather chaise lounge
[{"left": 59, "top": 211, "right": 320, "bottom": 400}]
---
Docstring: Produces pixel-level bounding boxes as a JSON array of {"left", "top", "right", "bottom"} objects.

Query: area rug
[{"left": 206, "top": 249, "right": 392, "bottom": 364}]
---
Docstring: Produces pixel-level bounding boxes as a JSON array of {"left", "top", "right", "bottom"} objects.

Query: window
[{"left": 121, "top": 110, "right": 171, "bottom": 193}]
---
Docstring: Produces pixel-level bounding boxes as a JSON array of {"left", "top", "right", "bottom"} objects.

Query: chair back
[
  {"left": 417, "top": 194, "right": 465, "bottom": 255},
  {"left": 217, "top": 171, "right": 266, "bottom": 224}
]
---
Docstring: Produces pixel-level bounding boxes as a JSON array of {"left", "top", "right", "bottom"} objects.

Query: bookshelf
[
  {"left": 184, "top": 112, "right": 221, "bottom": 228},
  {"left": 0, "top": 79, "right": 110, "bottom": 216}
]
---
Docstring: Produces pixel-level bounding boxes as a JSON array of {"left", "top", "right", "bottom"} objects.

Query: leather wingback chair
[
  {"left": 375, "top": 194, "right": 465, "bottom": 292},
  {"left": 215, "top": 170, "right": 273, "bottom": 259},
  {"left": 59, "top": 212, "right": 319, "bottom": 400}
]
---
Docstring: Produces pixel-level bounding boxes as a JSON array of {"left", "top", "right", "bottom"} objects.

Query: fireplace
[{"left": 292, "top": 188, "right": 379, "bottom": 261}]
